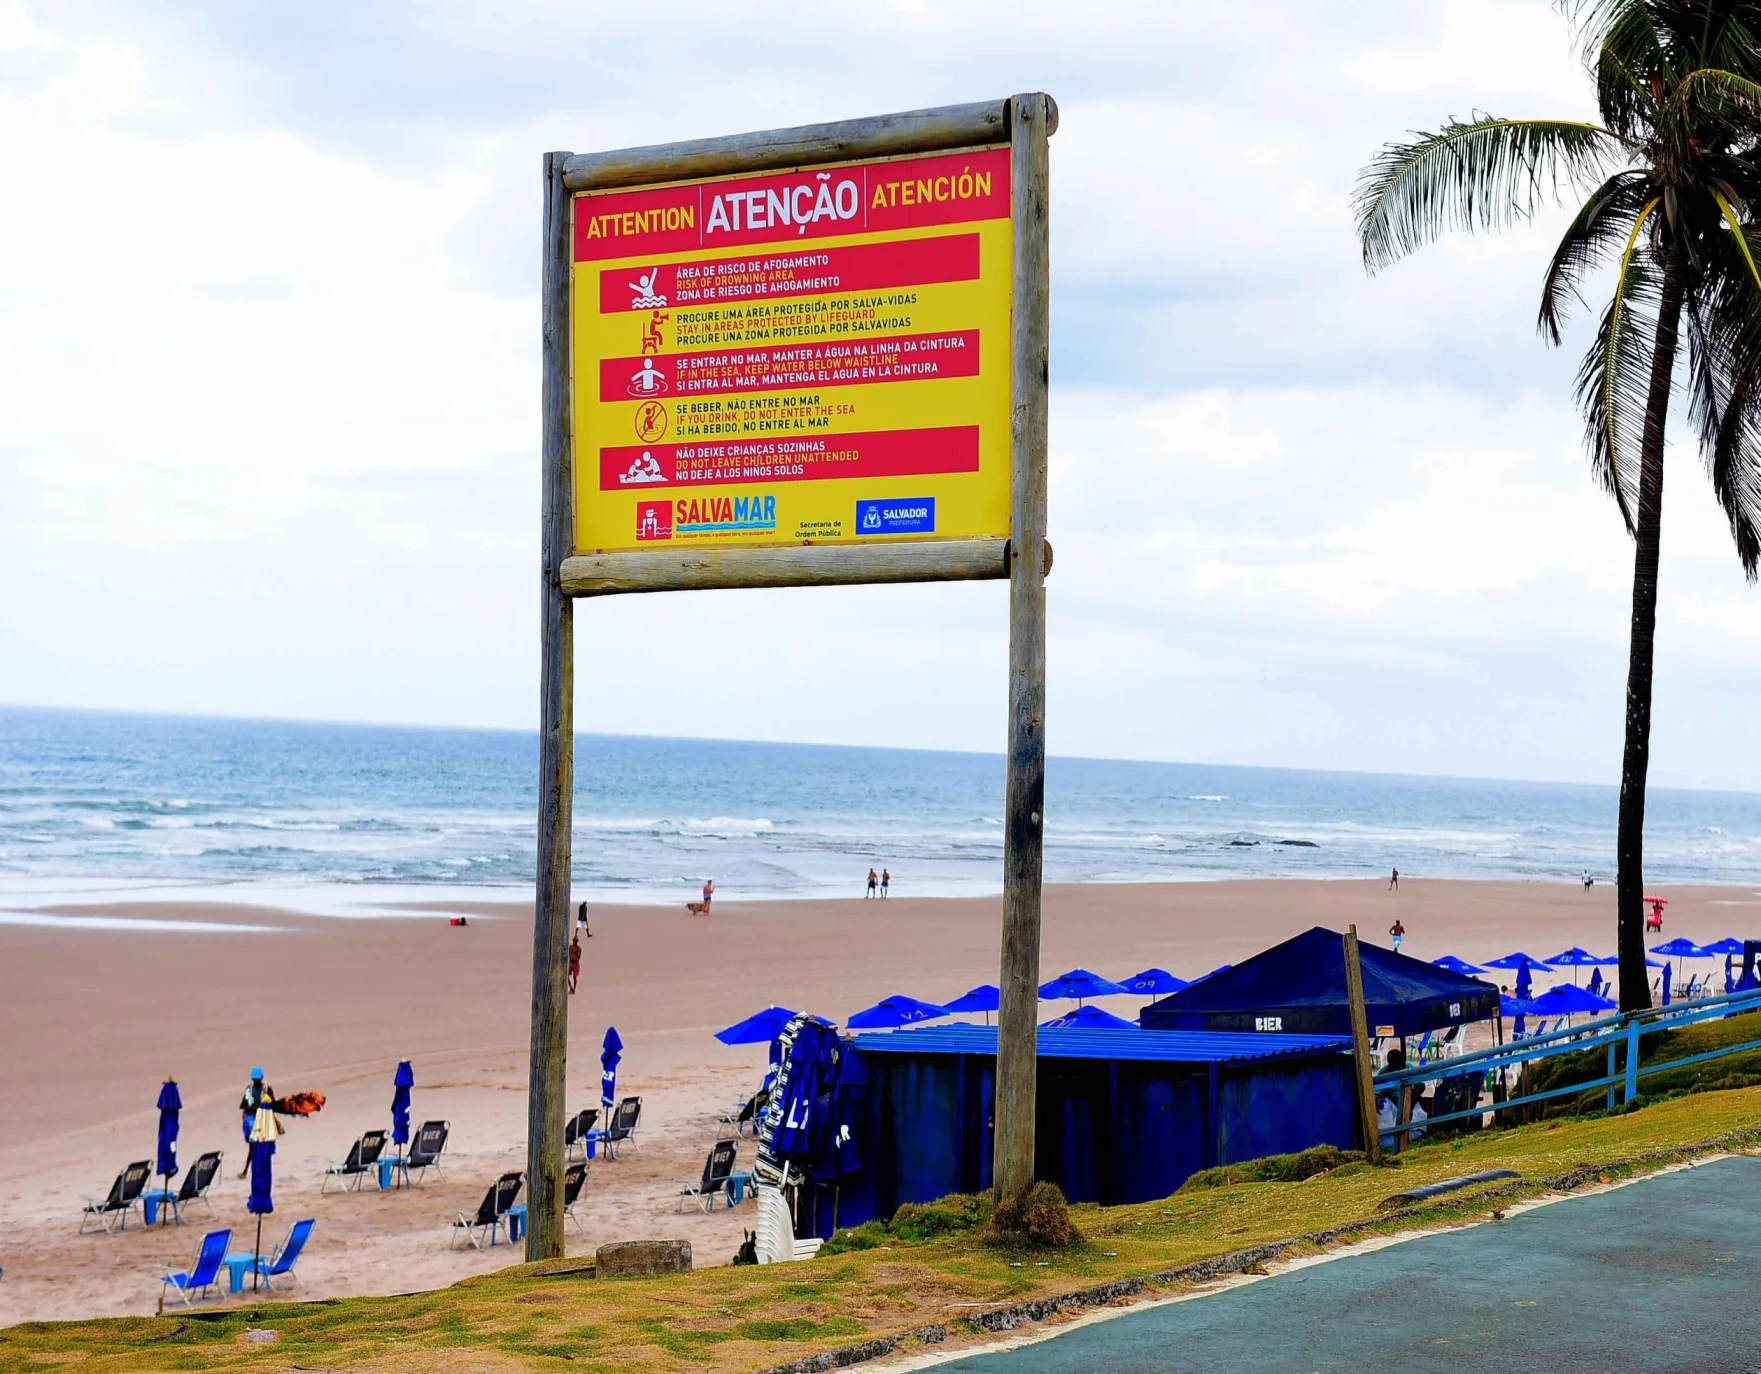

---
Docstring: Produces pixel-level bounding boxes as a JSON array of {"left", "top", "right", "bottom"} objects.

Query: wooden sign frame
[{"left": 527, "top": 93, "right": 1054, "bottom": 1260}]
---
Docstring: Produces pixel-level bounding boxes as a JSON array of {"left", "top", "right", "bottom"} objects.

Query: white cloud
[{"left": 3, "top": 0, "right": 1761, "bottom": 789}]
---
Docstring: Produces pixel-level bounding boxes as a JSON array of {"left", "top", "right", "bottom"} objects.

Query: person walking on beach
[
  {"left": 1389, "top": 918, "right": 1405, "bottom": 952},
  {"left": 1389, "top": 867, "right": 1399, "bottom": 890},
  {"left": 702, "top": 878, "right": 713, "bottom": 911},
  {"left": 577, "top": 900, "right": 592, "bottom": 938},
  {"left": 866, "top": 868, "right": 878, "bottom": 898},
  {"left": 567, "top": 935, "right": 582, "bottom": 994},
  {"left": 880, "top": 868, "right": 890, "bottom": 897}
]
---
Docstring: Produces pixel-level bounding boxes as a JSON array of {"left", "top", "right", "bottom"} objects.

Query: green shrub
[
  {"left": 818, "top": 1193, "right": 991, "bottom": 1255},
  {"left": 1179, "top": 1144, "right": 1364, "bottom": 1191}
]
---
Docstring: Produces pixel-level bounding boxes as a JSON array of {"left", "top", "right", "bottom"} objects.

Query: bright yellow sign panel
[{"left": 571, "top": 147, "right": 1012, "bottom": 554}]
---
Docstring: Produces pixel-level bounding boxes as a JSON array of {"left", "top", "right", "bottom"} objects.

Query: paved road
[{"left": 944, "top": 1154, "right": 1761, "bottom": 1373}]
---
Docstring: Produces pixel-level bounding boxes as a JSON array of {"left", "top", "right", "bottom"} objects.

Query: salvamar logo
[
  {"left": 675, "top": 493, "right": 777, "bottom": 533},
  {"left": 620, "top": 451, "right": 666, "bottom": 484}
]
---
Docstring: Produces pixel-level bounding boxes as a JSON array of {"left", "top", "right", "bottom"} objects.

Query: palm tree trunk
[{"left": 1616, "top": 246, "right": 1685, "bottom": 1013}]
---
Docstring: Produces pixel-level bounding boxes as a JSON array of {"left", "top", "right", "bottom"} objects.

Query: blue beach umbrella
[
  {"left": 1038, "top": 968, "right": 1128, "bottom": 1005},
  {"left": 846, "top": 995, "right": 950, "bottom": 1029},
  {"left": 1121, "top": 968, "right": 1188, "bottom": 996},
  {"left": 1041, "top": 1005, "right": 1136, "bottom": 1030},
  {"left": 1486, "top": 952, "right": 1555, "bottom": 973},
  {"left": 945, "top": 985, "right": 1000, "bottom": 1013},
  {"left": 1529, "top": 984, "right": 1615, "bottom": 1020},
  {"left": 601, "top": 1026, "right": 624, "bottom": 1114},
  {"left": 1700, "top": 938, "right": 1746, "bottom": 957},
  {"left": 1431, "top": 955, "right": 1485, "bottom": 976},
  {"left": 155, "top": 1080, "right": 181, "bottom": 1224},
  {"left": 1545, "top": 947, "right": 1600, "bottom": 985},
  {"left": 1652, "top": 937, "right": 1710, "bottom": 982},
  {"left": 391, "top": 1060, "right": 414, "bottom": 1148},
  {"left": 714, "top": 1006, "right": 797, "bottom": 1046}
]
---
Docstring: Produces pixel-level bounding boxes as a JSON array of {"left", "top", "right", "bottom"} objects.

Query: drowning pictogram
[{"left": 629, "top": 268, "right": 668, "bottom": 308}]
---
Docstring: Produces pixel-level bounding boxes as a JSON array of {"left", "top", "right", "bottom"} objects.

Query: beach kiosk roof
[{"left": 1140, "top": 926, "right": 1498, "bottom": 1038}]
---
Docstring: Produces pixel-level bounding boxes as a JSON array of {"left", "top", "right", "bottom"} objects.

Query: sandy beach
[{"left": 2, "top": 876, "right": 1756, "bottom": 1326}]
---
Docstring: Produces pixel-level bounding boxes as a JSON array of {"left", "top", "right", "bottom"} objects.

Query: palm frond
[
  {"left": 1539, "top": 171, "right": 1656, "bottom": 342},
  {"left": 1678, "top": 66, "right": 1761, "bottom": 126},
  {"left": 1356, "top": 116, "right": 1628, "bottom": 272},
  {"left": 1565, "top": 0, "right": 1665, "bottom": 136},
  {"left": 1710, "top": 371, "right": 1761, "bottom": 577},
  {"left": 1575, "top": 199, "right": 1662, "bottom": 530}
]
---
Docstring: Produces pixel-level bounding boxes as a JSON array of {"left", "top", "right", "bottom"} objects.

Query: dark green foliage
[
  {"left": 731, "top": 1229, "right": 758, "bottom": 1266},
  {"left": 819, "top": 1193, "right": 992, "bottom": 1255},
  {"left": 987, "top": 1181, "right": 1080, "bottom": 1248},
  {"left": 1180, "top": 1144, "right": 1366, "bottom": 1191}
]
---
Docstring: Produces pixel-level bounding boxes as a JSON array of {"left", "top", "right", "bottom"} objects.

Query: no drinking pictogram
[{"left": 634, "top": 400, "right": 669, "bottom": 442}]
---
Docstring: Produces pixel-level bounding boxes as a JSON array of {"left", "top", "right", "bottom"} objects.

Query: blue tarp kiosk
[
  {"left": 835, "top": 1024, "right": 1353, "bottom": 1231},
  {"left": 1140, "top": 926, "right": 1497, "bottom": 1037}
]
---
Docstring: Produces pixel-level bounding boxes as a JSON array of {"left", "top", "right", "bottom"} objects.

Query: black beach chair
[
  {"left": 170, "top": 1150, "right": 223, "bottom": 1222},
  {"left": 321, "top": 1128, "right": 389, "bottom": 1193},
  {"left": 563, "top": 1159, "right": 589, "bottom": 1234},
  {"left": 600, "top": 1096, "right": 642, "bottom": 1159},
  {"left": 79, "top": 1160, "right": 151, "bottom": 1234},
  {"left": 450, "top": 1172, "right": 524, "bottom": 1250},
  {"left": 405, "top": 1120, "right": 449, "bottom": 1183},
  {"left": 676, "top": 1139, "right": 738, "bottom": 1212},
  {"left": 718, "top": 1091, "right": 766, "bottom": 1137},
  {"left": 564, "top": 1108, "right": 598, "bottom": 1161}
]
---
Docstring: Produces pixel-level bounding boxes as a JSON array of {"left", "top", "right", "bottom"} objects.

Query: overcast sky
[{"left": 5, "top": 1, "right": 1761, "bottom": 789}]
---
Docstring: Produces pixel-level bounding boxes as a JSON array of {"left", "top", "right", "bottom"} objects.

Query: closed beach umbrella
[
  {"left": 246, "top": 1106, "right": 279, "bottom": 1292},
  {"left": 1514, "top": 964, "right": 1534, "bottom": 1001},
  {"left": 600, "top": 1026, "right": 623, "bottom": 1114},
  {"left": 391, "top": 1060, "right": 414, "bottom": 1148},
  {"left": 1431, "top": 955, "right": 1485, "bottom": 976},
  {"left": 1122, "top": 968, "right": 1188, "bottom": 996},
  {"left": 846, "top": 995, "right": 949, "bottom": 1029},
  {"left": 155, "top": 1080, "right": 181, "bottom": 1225},
  {"left": 1041, "top": 1005, "right": 1136, "bottom": 1030},
  {"left": 714, "top": 1006, "right": 797, "bottom": 1045},
  {"left": 944, "top": 984, "right": 999, "bottom": 1025},
  {"left": 1038, "top": 968, "right": 1128, "bottom": 1005}
]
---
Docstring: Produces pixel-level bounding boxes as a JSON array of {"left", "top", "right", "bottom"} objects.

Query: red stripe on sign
[
  {"left": 599, "top": 426, "right": 979, "bottom": 491},
  {"left": 575, "top": 185, "right": 702, "bottom": 262},
  {"left": 599, "top": 233, "right": 980, "bottom": 314},
  {"left": 865, "top": 149, "right": 1010, "bottom": 234},
  {"left": 598, "top": 330, "right": 980, "bottom": 402}
]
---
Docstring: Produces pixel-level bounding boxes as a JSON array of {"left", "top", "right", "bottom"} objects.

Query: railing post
[
  {"left": 1623, "top": 1016, "right": 1641, "bottom": 1105},
  {"left": 1606, "top": 1039, "right": 1617, "bottom": 1113}
]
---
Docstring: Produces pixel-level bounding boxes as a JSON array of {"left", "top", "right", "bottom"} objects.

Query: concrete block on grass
[{"left": 596, "top": 1240, "right": 692, "bottom": 1277}]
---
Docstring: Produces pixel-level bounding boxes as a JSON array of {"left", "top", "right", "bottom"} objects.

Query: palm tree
[{"left": 1355, "top": 0, "right": 1761, "bottom": 1011}]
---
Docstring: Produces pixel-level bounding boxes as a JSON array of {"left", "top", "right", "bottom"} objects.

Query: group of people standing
[{"left": 866, "top": 867, "right": 890, "bottom": 898}]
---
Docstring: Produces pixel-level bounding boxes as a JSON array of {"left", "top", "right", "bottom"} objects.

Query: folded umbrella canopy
[
  {"left": 714, "top": 1006, "right": 798, "bottom": 1046},
  {"left": 1038, "top": 968, "right": 1128, "bottom": 1005},
  {"left": 391, "top": 1060, "right": 414, "bottom": 1148},
  {"left": 1041, "top": 1005, "right": 1136, "bottom": 1030},
  {"left": 757, "top": 1014, "right": 842, "bottom": 1187},
  {"left": 601, "top": 1026, "right": 624, "bottom": 1114},
  {"left": 247, "top": 1105, "right": 280, "bottom": 1292},
  {"left": 1121, "top": 968, "right": 1188, "bottom": 996},
  {"left": 1431, "top": 955, "right": 1485, "bottom": 976},
  {"left": 155, "top": 1080, "right": 181, "bottom": 1225},
  {"left": 845, "top": 995, "right": 949, "bottom": 1029}
]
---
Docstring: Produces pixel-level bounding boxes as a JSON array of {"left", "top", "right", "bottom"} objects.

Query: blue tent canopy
[
  {"left": 1141, "top": 926, "right": 1498, "bottom": 1038},
  {"left": 944, "top": 985, "right": 999, "bottom": 1013},
  {"left": 1041, "top": 1005, "right": 1137, "bottom": 1030}
]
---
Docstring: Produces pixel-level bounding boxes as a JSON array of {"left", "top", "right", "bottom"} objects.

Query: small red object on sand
[{"left": 450, "top": 916, "right": 468, "bottom": 927}]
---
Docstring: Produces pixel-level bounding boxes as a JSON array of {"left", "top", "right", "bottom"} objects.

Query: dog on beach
[{"left": 686, "top": 900, "right": 710, "bottom": 916}]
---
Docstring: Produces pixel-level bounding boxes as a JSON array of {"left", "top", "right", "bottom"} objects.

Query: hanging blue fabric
[
  {"left": 391, "top": 1060, "right": 414, "bottom": 1146},
  {"left": 155, "top": 1080, "right": 182, "bottom": 1182}
]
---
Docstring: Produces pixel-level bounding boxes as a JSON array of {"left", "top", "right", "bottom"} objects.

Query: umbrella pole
[{"left": 253, "top": 1212, "right": 263, "bottom": 1292}]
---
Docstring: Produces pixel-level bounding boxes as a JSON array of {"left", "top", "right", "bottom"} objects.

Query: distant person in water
[
  {"left": 567, "top": 935, "right": 582, "bottom": 994},
  {"left": 577, "top": 900, "right": 592, "bottom": 938},
  {"left": 1389, "top": 867, "right": 1399, "bottom": 890},
  {"left": 880, "top": 868, "right": 890, "bottom": 897},
  {"left": 1389, "top": 918, "right": 1405, "bottom": 952},
  {"left": 866, "top": 868, "right": 878, "bottom": 898}
]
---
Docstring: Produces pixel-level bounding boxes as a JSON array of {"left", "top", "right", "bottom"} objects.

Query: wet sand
[{"left": 1, "top": 877, "right": 1753, "bottom": 1324}]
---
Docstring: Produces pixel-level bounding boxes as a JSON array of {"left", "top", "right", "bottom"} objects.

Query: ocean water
[{"left": 4, "top": 705, "right": 1761, "bottom": 914}]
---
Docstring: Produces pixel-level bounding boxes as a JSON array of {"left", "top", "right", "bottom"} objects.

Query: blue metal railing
[{"left": 1371, "top": 986, "right": 1761, "bottom": 1137}]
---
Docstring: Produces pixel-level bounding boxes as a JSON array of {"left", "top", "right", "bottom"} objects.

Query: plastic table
[
  {"left": 222, "top": 1252, "right": 261, "bottom": 1294},
  {"left": 725, "top": 1172, "right": 753, "bottom": 1207},
  {"left": 377, "top": 1155, "right": 409, "bottom": 1190},
  {"left": 141, "top": 1189, "right": 176, "bottom": 1226},
  {"left": 506, "top": 1203, "right": 526, "bottom": 1244}
]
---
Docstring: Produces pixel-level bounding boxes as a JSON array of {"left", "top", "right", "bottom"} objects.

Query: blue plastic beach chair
[
  {"left": 253, "top": 1218, "right": 313, "bottom": 1290},
  {"left": 161, "top": 1228, "right": 231, "bottom": 1306}
]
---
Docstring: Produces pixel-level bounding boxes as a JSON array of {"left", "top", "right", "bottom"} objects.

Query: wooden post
[
  {"left": 1343, "top": 926, "right": 1381, "bottom": 1164},
  {"left": 991, "top": 91, "right": 1053, "bottom": 1207},
  {"left": 527, "top": 149, "right": 575, "bottom": 1262}
]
